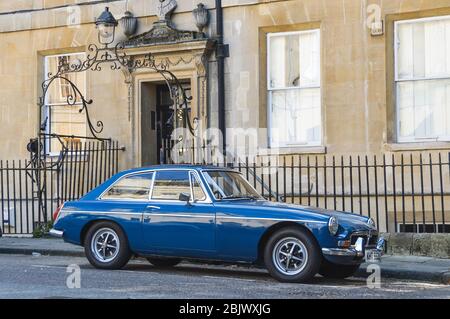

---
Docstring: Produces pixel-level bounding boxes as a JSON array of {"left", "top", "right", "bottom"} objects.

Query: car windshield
[{"left": 203, "top": 171, "right": 263, "bottom": 200}]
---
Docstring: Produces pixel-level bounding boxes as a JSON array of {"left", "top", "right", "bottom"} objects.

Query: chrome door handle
[{"left": 146, "top": 205, "right": 160, "bottom": 210}]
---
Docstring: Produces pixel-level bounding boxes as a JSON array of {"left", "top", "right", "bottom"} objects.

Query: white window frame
[
  {"left": 44, "top": 52, "right": 87, "bottom": 155},
  {"left": 394, "top": 15, "right": 450, "bottom": 143},
  {"left": 267, "top": 29, "right": 322, "bottom": 148}
]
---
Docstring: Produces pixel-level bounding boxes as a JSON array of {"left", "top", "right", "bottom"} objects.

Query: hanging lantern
[
  {"left": 95, "top": 7, "right": 118, "bottom": 46},
  {"left": 193, "top": 3, "right": 209, "bottom": 32}
]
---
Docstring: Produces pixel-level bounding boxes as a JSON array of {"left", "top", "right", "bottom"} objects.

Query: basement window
[{"left": 397, "top": 223, "right": 450, "bottom": 233}]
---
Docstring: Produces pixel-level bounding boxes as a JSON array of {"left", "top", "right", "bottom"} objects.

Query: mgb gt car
[{"left": 50, "top": 165, "right": 384, "bottom": 283}]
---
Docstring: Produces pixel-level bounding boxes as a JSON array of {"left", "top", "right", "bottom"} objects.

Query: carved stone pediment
[{"left": 123, "top": 21, "right": 206, "bottom": 48}]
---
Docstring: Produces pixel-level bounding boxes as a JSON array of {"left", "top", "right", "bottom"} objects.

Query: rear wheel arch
[
  {"left": 80, "top": 219, "right": 128, "bottom": 247},
  {"left": 256, "top": 222, "right": 319, "bottom": 264}
]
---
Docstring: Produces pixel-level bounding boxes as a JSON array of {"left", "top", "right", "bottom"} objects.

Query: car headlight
[
  {"left": 328, "top": 217, "right": 339, "bottom": 235},
  {"left": 367, "top": 217, "right": 376, "bottom": 229}
]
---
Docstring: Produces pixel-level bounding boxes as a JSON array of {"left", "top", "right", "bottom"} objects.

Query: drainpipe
[{"left": 215, "top": 0, "right": 228, "bottom": 157}]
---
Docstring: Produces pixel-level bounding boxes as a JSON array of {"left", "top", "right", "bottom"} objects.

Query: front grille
[{"left": 368, "top": 234, "right": 378, "bottom": 246}]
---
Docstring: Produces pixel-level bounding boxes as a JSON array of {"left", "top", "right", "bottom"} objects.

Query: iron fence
[
  {"left": 218, "top": 153, "right": 450, "bottom": 234},
  {"left": 1, "top": 141, "right": 449, "bottom": 235},
  {"left": 0, "top": 140, "right": 124, "bottom": 235}
]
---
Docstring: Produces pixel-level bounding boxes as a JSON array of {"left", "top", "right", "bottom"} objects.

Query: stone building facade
[{"left": 0, "top": 0, "right": 449, "bottom": 233}]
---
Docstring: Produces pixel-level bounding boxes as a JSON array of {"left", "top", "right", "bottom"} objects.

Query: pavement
[{"left": 0, "top": 237, "right": 449, "bottom": 285}]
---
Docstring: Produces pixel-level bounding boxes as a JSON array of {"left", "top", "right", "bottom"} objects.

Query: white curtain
[
  {"left": 396, "top": 18, "right": 450, "bottom": 141},
  {"left": 269, "top": 30, "right": 321, "bottom": 147}
]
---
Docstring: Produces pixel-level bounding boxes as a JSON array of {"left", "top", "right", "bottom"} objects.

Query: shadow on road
[{"left": 75, "top": 259, "right": 369, "bottom": 287}]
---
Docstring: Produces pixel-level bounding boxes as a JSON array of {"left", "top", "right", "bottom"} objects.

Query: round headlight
[
  {"left": 328, "top": 216, "right": 339, "bottom": 235},
  {"left": 367, "top": 217, "right": 376, "bottom": 229}
]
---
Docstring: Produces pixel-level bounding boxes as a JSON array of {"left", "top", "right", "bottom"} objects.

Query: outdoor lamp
[{"left": 95, "top": 7, "right": 118, "bottom": 46}]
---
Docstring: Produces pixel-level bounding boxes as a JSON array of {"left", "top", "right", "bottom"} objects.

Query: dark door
[{"left": 156, "top": 85, "right": 174, "bottom": 164}]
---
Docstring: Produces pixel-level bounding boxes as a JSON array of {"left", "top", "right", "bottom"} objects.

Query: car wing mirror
[{"left": 179, "top": 192, "right": 191, "bottom": 204}]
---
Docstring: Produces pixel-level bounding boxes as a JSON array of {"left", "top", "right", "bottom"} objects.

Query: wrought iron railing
[
  {"left": 1, "top": 144, "right": 449, "bottom": 235},
  {"left": 221, "top": 153, "right": 450, "bottom": 234},
  {"left": 0, "top": 140, "right": 124, "bottom": 235},
  {"left": 173, "top": 147, "right": 450, "bottom": 234}
]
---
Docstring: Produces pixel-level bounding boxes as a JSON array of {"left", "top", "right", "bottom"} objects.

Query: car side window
[
  {"left": 190, "top": 173, "right": 207, "bottom": 202},
  {"left": 151, "top": 171, "right": 191, "bottom": 201},
  {"left": 101, "top": 172, "right": 154, "bottom": 201}
]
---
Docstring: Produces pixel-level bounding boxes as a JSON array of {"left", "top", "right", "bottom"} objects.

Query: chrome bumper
[
  {"left": 48, "top": 228, "right": 64, "bottom": 238},
  {"left": 322, "top": 237, "right": 386, "bottom": 260}
]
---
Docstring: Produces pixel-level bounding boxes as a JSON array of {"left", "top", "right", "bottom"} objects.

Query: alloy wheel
[
  {"left": 272, "top": 237, "right": 309, "bottom": 276},
  {"left": 90, "top": 228, "right": 120, "bottom": 263}
]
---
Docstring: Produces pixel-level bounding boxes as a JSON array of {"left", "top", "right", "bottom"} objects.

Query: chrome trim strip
[
  {"left": 146, "top": 213, "right": 215, "bottom": 219},
  {"left": 218, "top": 216, "right": 327, "bottom": 224},
  {"left": 66, "top": 210, "right": 143, "bottom": 216},
  {"left": 321, "top": 248, "right": 358, "bottom": 257}
]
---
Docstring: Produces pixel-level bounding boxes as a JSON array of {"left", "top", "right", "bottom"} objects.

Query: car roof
[{"left": 117, "top": 164, "right": 237, "bottom": 176}]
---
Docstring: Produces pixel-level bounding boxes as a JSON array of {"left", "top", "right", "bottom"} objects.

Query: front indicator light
[{"left": 338, "top": 240, "right": 351, "bottom": 248}]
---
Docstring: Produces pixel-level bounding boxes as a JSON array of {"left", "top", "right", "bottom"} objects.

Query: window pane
[
  {"left": 269, "top": 31, "right": 320, "bottom": 89},
  {"left": 152, "top": 171, "right": 191, "bottom": 200},
  {"left": 102, "top": 173, "right": 153, "bottom": 200},
  {"left": 191, "top": 174, "right": 206, "bottom": 201},
  {"left": 397, "top": 17, "right": 450, "bottom": 79},
  {"left": 397, "top": 82, "right": 415, "bottom": 138},
  {"left": 45, "top": 53, "right": 87, "bottom": 153},
  {"left": 299, "top": 31, "right": 320, "bottom": 86},
  {"left": 397, "top": 23, "right": 414, "bottom": 79},
  {"left": 204, "top": 171, "right": 261, "bottom": 199},
  {"left": 397, "top": 79, "right": 450, "bottom": 140},
  {"left": 269, "top": 35, "right": 284, "bottom": 88},
  {"left": 46, "top": 53, "right": 86, "bottom": 105},
  {"left": 425, "top": 20, "right": 447, "bottom": 78},
  {"left": 270, "top": 88, "right": 321, "bottom": 146},
  {"left": 396, "top": 17, "right": 450, "bottom": 142},
  {"left": 447, "top": 84, "right": 450, "bottom": 136},
  {"left": 49, "top": 104, "right": 87, "bottom": 151}
]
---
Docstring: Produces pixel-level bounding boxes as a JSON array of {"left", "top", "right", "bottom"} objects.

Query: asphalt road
[{"left": 0, "top": 254, "right": 449, "bottom": 299}]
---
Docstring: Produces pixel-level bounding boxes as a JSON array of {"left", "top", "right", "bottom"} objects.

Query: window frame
[
  {"left": 394, "top": 15, "right": 450, "bottom": 143},
  {"left": 99, "top": 171, "right": 155, "bottom": 202},
  {"left": 44, "top": 52, "right": 88, "bottom": 155},
  {"left": 201, "top": 169, "right": 262, "bottom": 201},
  {"left": 266, "top": 29, "right": 322, "bottom": 148},
  {"left": 148, "top": 169, "right": 212, "bottom": 203}
]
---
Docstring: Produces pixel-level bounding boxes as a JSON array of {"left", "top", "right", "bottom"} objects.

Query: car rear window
[{"left": 101, "top": 172, "right": 154, "bottom": 201}]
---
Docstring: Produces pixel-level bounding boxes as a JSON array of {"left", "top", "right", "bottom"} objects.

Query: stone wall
[
  {"left": 0, "top": 0, "right": 450, "bottom": 164},
  {"left": 383, "top": 233, "right": 450, "bottom": 258}
]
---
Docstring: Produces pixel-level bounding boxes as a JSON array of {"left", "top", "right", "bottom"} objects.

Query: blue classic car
[{"left": 50, "top": 165, "right": 384, "bottom": 283}]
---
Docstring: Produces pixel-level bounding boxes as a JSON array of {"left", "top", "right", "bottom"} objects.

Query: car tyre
[
  {"left": 264, "top": 227, "right": 321, "bottom": 283},
  {"left": 146, "top": 257, "right": 182, "bottom": 268},
  {"left": 84, "top": 221, "right": 131, "bottom": 270},
  {"left": 319, "top": 260, "right": 360, "bottom": 279}
]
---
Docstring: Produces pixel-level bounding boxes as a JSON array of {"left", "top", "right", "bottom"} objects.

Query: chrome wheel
[
  {"left": 91, "top": 228, "right": 120, "bottom": 263},
  {"left": 272, "top": 237, "right": 308, "bottom": 276}
]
